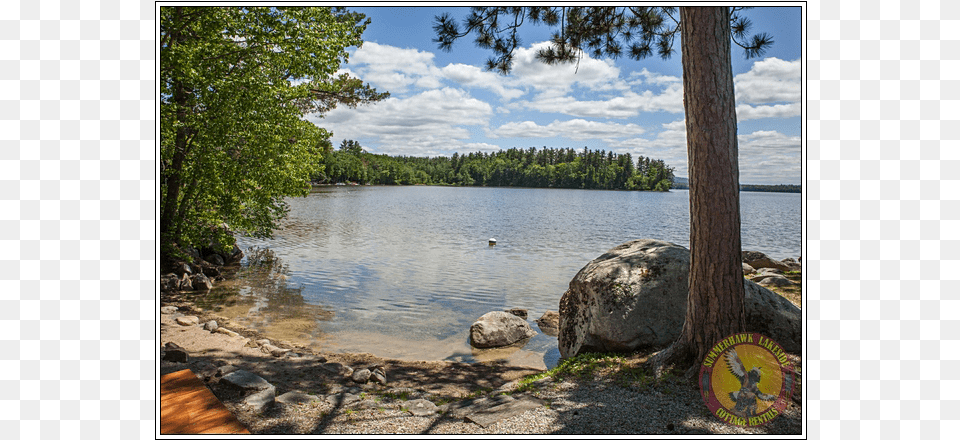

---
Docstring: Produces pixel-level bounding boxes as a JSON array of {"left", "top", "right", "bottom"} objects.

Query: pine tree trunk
[{"left": 652, "top": 6, "right": 745, "bottom": 375}]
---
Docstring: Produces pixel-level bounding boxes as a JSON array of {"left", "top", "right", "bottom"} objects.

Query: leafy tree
[
  {"left": 160, "top": 7, "right": 388, "bottom": 256},
  {"left": 435, "top": 6, "right": 773, "bottom": 375}
]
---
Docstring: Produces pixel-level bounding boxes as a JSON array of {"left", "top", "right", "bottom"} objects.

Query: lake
[{"left": 195, "top": 186, "right": 801, "bottom": 370}]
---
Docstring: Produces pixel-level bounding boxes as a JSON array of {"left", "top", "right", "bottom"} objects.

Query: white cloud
[
  {"left": 490, "top": 119, "right": 646, "bottom": 142},
  {"left": 441, "top": 63, "right": 525, "bottom": 100},
  {"left": 736, "top": 102, "right": 802, "bottom": 120},
  {"left": 734, "top": 57, "right": 801, "bottom": 105},
  {"left": 314, "top": 87, "right": 493, "bottom": 155},
  {"left": 521, "top": 84, "right": 684, "bottom": 118},
  {"left": 629, "top": 68, "right": 682, "bottom": 87},
  {"left": 509, "top": 42, "right": 626, "bottom": 97},
  {"left": 347, "top": 42, "right": 444, "bottom": 94}
]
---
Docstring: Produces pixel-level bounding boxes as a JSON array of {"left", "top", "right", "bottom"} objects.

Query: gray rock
[
  {"left": 759, "top": 276, "right": 795, "bottom": 287},
  {"left": 205, "top": 253, "right": 226, "bottom": 266},
  {"left": 244, "top": 386, "right": 275, "bottom": 412},
  {"left": 470, "top": 311, "right": 537, "bottom": 348},
  {"left": 742, "top": 263, "right": 756, "bottom": 275},
  {"left": 163, "top": 347, "right": 188, "bottom": 363},
  {"left": 504, "top": 308, "right": 528, "bottom": 320},
  {"left": 742, "top": 250, "right": 791, "bottom": 272},
  {"left": 178, "top": 273, "right": 193, "bottom": 291},
  {"left": 160, "top": 274, "right": 180, "bottom": 292},
  {"left": 176, "top": 315, "right": 199, "bottom": 326},
  {"left": 185, "top": 246, "right": 201, "bottom": 262},
  {"left": 559, "top": 239, "right": 803, "bottom": 358},
  {"left": 203, "top": 320, "right": 218, "bottom": 332},
  {"left": 370, "top": 366, "right": 387, "bottom": 385},
  {"left": 202, "top": 265, "right": 220, "bottom": 278},
  {"left": 191, "top": 273, "right": 213, "bottom": 291},
  {"left": 220, "top": 370, "right": 273, "bottom": 393},
  {"left": 160, "top": 306, "right": 179, "bottom": 314},
  {"left": 559, "top": 239, "right": 690, "bottom": 358},
  {"left": 403, "top": 398, "right": 438, "bottom": 416},
  {"left": 256, "top": 339, "right": 272, "bottom": 347},
  {"left": 277, "top": 391, "right": 320, "bottom": 406},
  {"left": 175, "top": 262, "right": 193, "bottom": 276},
  {"left": 756, "top": 267, "right": 784, "bottom": 276},
  {"left": 216, "top": 365, "right": 239, "bottom": 377},
  {"left": 535, "top": 311, "right": 559, "bottom": 337},
  {"left": 351, "top": 368, "right": 372, "bottom": 384},
  {"left": 743, "top": 279, "right": 802, "bottom": 353}
]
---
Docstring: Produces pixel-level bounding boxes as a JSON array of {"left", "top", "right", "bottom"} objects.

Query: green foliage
[
  {"left": 316, "top": 142, "right": 674, "bottom": 191},
  {"left": 160, "top": 6, "right": 388, "bottom": 252}
]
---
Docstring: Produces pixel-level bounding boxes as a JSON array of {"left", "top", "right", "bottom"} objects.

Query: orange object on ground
[{"left": 160, "top": 369, "right": 250, "bottom": 434}]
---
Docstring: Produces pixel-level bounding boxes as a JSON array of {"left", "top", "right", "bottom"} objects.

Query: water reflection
[
  {"left": 187, "top": 248, "right": 335, "bottom": 350},
  {"left": 198, "top": 186, "right": 800, "bottom": 370}
]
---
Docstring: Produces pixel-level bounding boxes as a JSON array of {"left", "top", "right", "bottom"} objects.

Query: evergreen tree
[{"left": 434, "top": 6, "right": 773, "bottom": 374}]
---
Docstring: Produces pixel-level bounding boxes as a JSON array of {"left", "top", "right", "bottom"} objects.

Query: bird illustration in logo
[{"left": 725, "top": 347, "right": 777, "bottom": 417}]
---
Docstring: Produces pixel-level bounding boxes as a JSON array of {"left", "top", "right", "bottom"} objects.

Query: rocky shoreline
[{"left": 159, "top": 243, "right": 802, "bottom": 434}]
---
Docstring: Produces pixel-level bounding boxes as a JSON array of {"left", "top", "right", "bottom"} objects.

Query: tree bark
[{"left": 652, "top": 6, "right": 745, "bottom": 376}]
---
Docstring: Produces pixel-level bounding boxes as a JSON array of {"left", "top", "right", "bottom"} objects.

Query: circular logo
[{"left": 698, "top": 333, "right": 794, "bottom": 427}]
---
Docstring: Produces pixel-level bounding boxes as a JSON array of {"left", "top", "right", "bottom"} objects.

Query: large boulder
[
  {"left": 470, "top": 311, "right": 537, "bottom": 348},
  {"left": 558, "top": 239, "right": 802, "bottom": 358},
  {"left": 559, "top": 240, "right": 689, "bottom": 358},
  {"left": 742, "top": 251, "right": 792, "bottom": 272}
]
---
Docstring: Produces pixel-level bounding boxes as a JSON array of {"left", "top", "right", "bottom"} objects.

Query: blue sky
[{"left": 309, "top": 6, "right": 803, "bottom": 185}]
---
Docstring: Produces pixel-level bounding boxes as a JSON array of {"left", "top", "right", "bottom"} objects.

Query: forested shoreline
[{"left": 315, "top": 141, "right": 676, "bottom": 191}]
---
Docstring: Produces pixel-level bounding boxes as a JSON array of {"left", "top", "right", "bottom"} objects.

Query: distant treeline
[
  {"left": 671, "top": 180, "right": 801, "bottom": 193},
  {"left": 314, "top": 141, "right": 676, "bottom": 191}
]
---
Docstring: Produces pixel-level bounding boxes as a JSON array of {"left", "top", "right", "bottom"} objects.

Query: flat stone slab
[
  {"left": 463, "top": 395, "right": 546, "bottom": 428},
  {"left": 220, "top": 370, "right": 273, "bottom": 393},
  {"left": 244, "top": 386, "right": 276, "bottom": 413},
  {"left": 403, "top": 398, "right": 438, "bottom": 416},
  {"left": 277, "top": 391, "right": 320, "bottom": 406},
  {"left": 215, "top": 327, "right": 240, "bottom": 338},
  {"left": 161, "top": 306, "right": 179, "bottom": 314}
]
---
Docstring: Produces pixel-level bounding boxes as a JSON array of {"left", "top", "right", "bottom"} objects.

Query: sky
[{"left": 307, "top": 6, "right": 803, "bottom": 185}]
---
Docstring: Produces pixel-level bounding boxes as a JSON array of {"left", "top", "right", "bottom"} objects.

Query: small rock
[
  {"left": 326, "top": 391, "right": 362, "bottom": 406},
  {"left": 244, "top": 386, "right": 276, "bottom": 412},
  {"left": 403, "top": 398, "right": 438, "bottom": 416},
  {"left": 756, "top": 267, "right": 784, "bottom": 276},
  {"left": 191, "top": 273, "right": 213, "bottom": 291},
  {"left": 216, "top": 327, "right": 240, "bottom": 338},
  {"left": 176, "top": 316, "right": 200, "bottom": 326},
  {"left": 160, "top": 306, "right": 179, "bottom": 314},
  {"left": 205, "top": 253, "right": 226, "bottom": 266},
  {"left": 216, "top": 365, "right": 238, "bottom": 377},
  {"left": 203, "top": 320, "right": 218, "bottom": 332},
  {"left": 160, "top": 275, "right": 180, "bottom": 292},
  {"left": 178, "top": 273, "right": 193, "bottom": 291},
  {"left": 370, "top": 366, "right": 387, "bottom": 385},
  {"left": 164, "top": 342, "right": 182, "bottom": 350},
  {"left": 742, "top": 263, "right": 756, "bottom": 275},
  {"left": 352, "top": 368, "right": 372, "bottom": 384},
  {"left": 220, "top": 370, "right": 274, "bottom": 393},
  {"left": 256, "top": 339, "right": 272, "bottom": 347},
  {"left": 163, "top": 348, "right": 188, "bottom": 363},
  {"left": 202, "top": 265, "right": 220, "bottom": 278},
  {"left": 534, "top": 311, "right": 559, "bottom": 337},
  {"left": 759, "top": 276, "right": 795, "bottom": 287},
  {"left": 504, "top": 308, "right": 528, "bottom": 320}
]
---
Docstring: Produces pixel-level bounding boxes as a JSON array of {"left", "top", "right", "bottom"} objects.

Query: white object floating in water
[{"left": 489, "top": 238, "right": 497, "bottom": 246}]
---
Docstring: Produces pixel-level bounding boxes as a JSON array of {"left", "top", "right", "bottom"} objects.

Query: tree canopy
[
  {"left": 316, "top": 143, "right": 675, "bottom": 191},
  {"left": 160, "top": 6, "right": 388, "bottom": 257}
]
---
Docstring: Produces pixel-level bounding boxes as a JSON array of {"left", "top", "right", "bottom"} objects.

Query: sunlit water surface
[{"left": 193, "top": 186, "right": 801, "bottom": 369}]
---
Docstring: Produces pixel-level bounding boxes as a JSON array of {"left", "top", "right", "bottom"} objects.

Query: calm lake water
[{"left": 196, "top": 186, "right": 801, "bottom": 370}]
